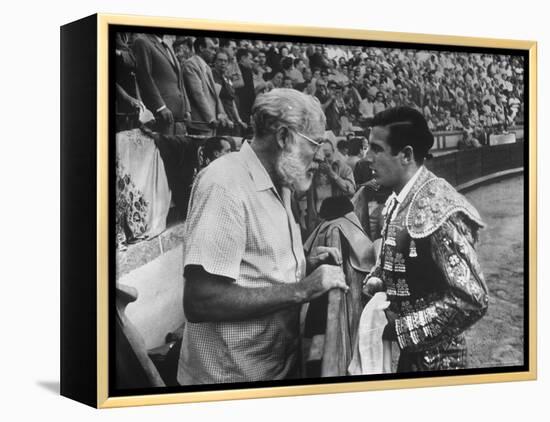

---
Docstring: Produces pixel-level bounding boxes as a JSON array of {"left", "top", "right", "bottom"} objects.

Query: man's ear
[
  {"left": 275, "top": 126, "right": 289, "bottom": 150},
  {"left": 401, "top": 145, "right": 415, "bottom": 163}
]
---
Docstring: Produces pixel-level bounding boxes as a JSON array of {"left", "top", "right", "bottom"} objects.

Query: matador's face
[{"left": 366, "top": 125, "right": 405, "bottom": 190}]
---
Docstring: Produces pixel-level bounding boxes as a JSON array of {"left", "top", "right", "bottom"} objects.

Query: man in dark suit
[
  {"left": 132, "top": 33, "right": 191, "bottom": 135},
  {"left": 133, "top": 34, "right": 193, "bottom": 218},
  {"left": 235, "top": 48, "right": 256, "bottom": 127}
]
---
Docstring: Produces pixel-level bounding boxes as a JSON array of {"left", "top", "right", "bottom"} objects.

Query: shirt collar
[
  {"left": 238, "top": 141, "right": 274, "bottom": 192},
  {"left": 394, "top": 165, "right": 425, "bottom": 204}
]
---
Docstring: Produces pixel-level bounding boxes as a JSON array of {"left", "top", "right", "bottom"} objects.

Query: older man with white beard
[{"left": 177, "top": 89, "right": 348, "bottom": 385}]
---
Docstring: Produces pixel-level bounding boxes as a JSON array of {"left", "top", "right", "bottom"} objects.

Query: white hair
[{"left": 251, "top": 88, "right": 326, "bottom": 139}]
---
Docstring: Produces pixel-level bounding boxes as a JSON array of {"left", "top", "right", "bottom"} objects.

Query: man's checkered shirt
[{"left": 177, "top": 141, "right": 306, "bottom": 385}]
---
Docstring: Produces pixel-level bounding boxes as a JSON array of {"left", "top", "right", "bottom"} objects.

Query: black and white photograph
[{"left": 111, "top": 25, "right": 528, "bottom": 395}]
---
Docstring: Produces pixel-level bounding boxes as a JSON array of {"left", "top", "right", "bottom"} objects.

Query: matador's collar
[{"left": 403, "top": 169, "right": 485, "bottom": 239}]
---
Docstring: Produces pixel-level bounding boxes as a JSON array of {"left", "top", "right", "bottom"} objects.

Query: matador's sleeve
[{"left": 394, "top": 214, "right": 489, "bottom": 352}]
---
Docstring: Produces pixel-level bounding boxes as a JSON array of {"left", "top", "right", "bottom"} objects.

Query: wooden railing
[{"left": 115, "top": 283, "right": 165, "bottom": 389}]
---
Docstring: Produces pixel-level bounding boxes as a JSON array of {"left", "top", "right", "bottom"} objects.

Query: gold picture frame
[{"left": 60, "top": 13, "right": 537, "bottom": 408}]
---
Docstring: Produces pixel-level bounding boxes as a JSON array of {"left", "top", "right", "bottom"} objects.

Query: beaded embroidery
[
  {"left": 386, "top": 279, "right": 397, "bottom": 296},
  {"left": 406, "top": 177, "right": 484, "bottom": 239},
  {"left": 409, "top": 239, "right": 417, "bottom": 257},
  {"left": 396, "top": 278, "right": 410, "bottom": 296},
  {"left": 394, "top": 253, "right": 406, "bottom": 273}
]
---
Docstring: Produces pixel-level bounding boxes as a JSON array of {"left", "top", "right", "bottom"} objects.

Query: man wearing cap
[{"left": 363, "top": 106, "right": 489, "bottom": 372}]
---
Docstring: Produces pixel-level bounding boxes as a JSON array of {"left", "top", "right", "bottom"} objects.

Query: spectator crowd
[
  {"left": 114, "top": 31, "right": 525, "bottom": 244},
  {"left": 116, "top": 32, "right": 525, "bottom": 141}
]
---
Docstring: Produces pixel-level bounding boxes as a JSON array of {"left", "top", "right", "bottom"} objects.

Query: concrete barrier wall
[{"left": 427, "top": 141, "right": 524, "bottom": 184}]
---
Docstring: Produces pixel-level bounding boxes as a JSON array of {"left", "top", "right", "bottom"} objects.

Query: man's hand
[
  {"left": 319, "top": 161, "right": 338, "bottom": 180},
  {"left": 157, "top": 107, "right": 174, "bottom": 124},
  {"left": 318, "top": 161, "right": 332, "bottom": 175},
  {"left": 217, "top": 114, "right": 232, "bottom": 128},
  {"left": 128, "top": 97, "right": 144, "bottom": 111},
  {"left": 307, "top": 246, "right": 342, "bottom": 271},
  {"left": 362, "top": 275, "right": 385, "bottom": 298},
  {"left": 298, "top": 264, "right": 348, "bottom": 302},
  {"left": 361, "top": 179, "right": 380, "bottom": 192},
  {"left": 139, "top": 125, "right": 160, "bottom": 144}
]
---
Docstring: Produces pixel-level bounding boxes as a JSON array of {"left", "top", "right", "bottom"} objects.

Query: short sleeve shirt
[{"left": 177, "top": 141, "right": 306, "bottom": 385}]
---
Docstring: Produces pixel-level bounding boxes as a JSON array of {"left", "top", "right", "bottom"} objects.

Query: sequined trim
[
  {"left": 394, "top": 253, "right": 406, "bottom": 273},
  {"left": 396, "top": 305, "right": 439, "bottom": 348},
  {"left": 409, "top": 239, "right": 417, "bottom": 257},
  {"left": 386, "top": 276, "right": 411, "bottom": 297},
  {"left": 406, "top": 177, "right": 484, "bottom": 239}
]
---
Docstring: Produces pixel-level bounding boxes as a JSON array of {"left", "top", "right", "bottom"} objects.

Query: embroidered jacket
[{"left": 367, "top": 167, "right": 489, "bottom": 361}]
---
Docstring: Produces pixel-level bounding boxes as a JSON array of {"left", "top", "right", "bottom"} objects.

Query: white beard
[{"left": 276, "top": 146, "right": 313, "bottom": 193}]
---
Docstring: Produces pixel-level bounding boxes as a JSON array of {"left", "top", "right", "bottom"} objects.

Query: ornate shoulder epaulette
[{"left": 406, "top": 177, "right": 484, "bottom": 239}]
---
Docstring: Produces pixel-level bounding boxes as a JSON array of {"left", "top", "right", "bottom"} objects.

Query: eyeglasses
[{"left": 296, "top": 131, "right": 321, "bottom": 148}]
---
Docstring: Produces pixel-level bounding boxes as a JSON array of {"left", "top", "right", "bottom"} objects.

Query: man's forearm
[
  {"left": 322, "top": 97, "right": 333, "bottom": 111},
  {"left": 184, "top": 264, "right": 346, "bottom": 323},
  {"left": 184, "top": 269, "right": 307, "bottom": 323}
]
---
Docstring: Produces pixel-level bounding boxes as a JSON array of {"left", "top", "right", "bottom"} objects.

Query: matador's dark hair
[{"left": 371, "top": 106, "right": 434, "bottom": 164}]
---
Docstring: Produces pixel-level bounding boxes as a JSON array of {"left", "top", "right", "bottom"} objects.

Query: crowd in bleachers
[
  {"left": 114, "top": 31, "right": 525, "bottom": 246},
  {"left": 116, "top": 32, "right": 524, "bottom": 140}
]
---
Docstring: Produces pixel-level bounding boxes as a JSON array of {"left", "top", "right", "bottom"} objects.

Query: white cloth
[
  {"left": 348, "top": 292, "right": 393, "bottom": 375},
  {"left": 116, "top": 129, "right": 171, "bottom": 242}
]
